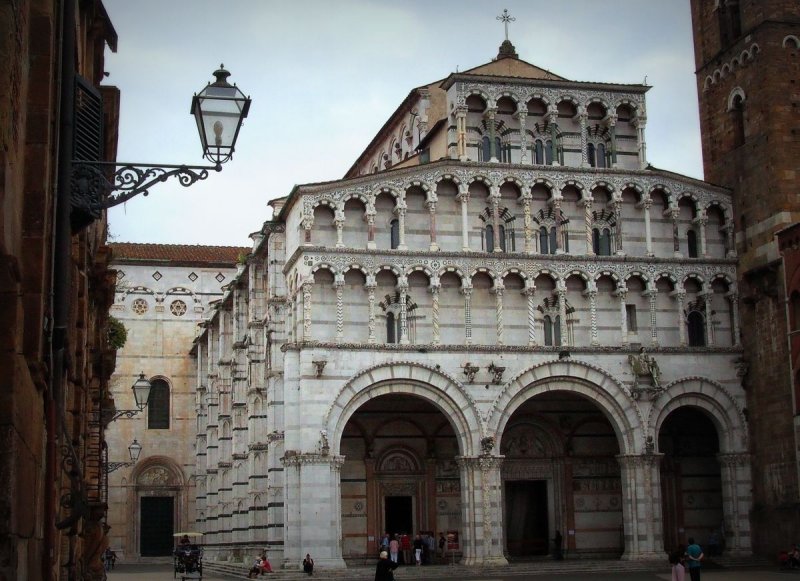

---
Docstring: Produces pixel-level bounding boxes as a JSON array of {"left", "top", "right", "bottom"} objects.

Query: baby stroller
[{"left": 173, "top": 532, "right": 204, "bottom": 579}]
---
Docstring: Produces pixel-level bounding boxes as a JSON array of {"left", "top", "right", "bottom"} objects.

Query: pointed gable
[{"left": 460, "top": 57, "right": 567, "bottom": 81}]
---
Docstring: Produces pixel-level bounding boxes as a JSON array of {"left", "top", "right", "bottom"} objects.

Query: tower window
[
  {"left": 481, "top": 136, "right": 491, "bottom": 162},
  {"left": 587, "top": 143, "right": 596, "bottom": 167},
  {"left": 687, "top": 311, "right": 706, "bottom": 347},
  {"left": 626, "top": 304, "right": 638, "bottom": 333},
  {"left": 485, "top": 224, "right": 495, "bottom": 252},
  {"left": 731, "top": 94, "right": 745, "bottom": 148},
  {"left": 534, "top": 140, "right": 544, "bottom": 164},
  {"left": 687, "top": 229, "right": 699, "bottom": 258},
  {"left": 148, "top": 379, "right": 170, "bottom": 430},
  {"left": 386, "top": 312, "right": 397, "bottom": 343},
  {"left": 390, "top": 219, "right": 400, "bottom": 249}
]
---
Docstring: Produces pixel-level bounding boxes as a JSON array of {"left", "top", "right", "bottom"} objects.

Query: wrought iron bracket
[
  {"left": 105, "top": 461, "right": 135, "bottom": 474},
  {"left": 71, "top": 160, "right": 221, "bottom": 224}
]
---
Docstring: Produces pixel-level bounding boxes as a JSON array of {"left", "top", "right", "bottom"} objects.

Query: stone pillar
[
  {"left": 585, "top": 283, "right": 600, "bottom": 346},
  {"left": 303, "top": 217, "right": 313, "bottom": 245},
  {"left": 521, "top": 194, "right": 533, "bottom": 253},
  {"left": 617, "top": 286, "right": 629, "bottom": 345},
  {"left": 398, "top": 278, "right": 409, "bottom": 345},
  {"left": 617, "top": 454, "right": 665, "bottom": 560},
  {"left": 608, "top": 113, "right": 618, "bottom": 167},
  {"left": 702, "top": 289, "right": 715, "bottom": 346},
  {"left": 557, "top": 283, "right": 568, "bottom": 346},
  {"left": 457, "top": 456, "right": 508, "bottom": 566},
  {"left": 430, "top": 279, "right": 441, "bottom": 345},
  {"left": 669, "top": 206, "right": 681, "bottom": 257},
  {"left": 672, "top": 290, "right": 687, "bottom": 347},
  {"left": 524, "top": 285, "right": 537, "bottom": 345},
  {"left": 366, "top": 277, "right": 377, "bottom": 344},
  {"left": 334, "top": 276, "right": 345, "bottom": 342},
  {"left": 334, "top": 206, "right": 344, "bottom": 248},
  {"left": 490, "top": 187, "right": 502, "bottom": 252},
  {"left": 456, "top": 106, "right": 468, "bottom": 161},
  {"left": 582, "top": 198, "right": 594, "bottom": 255},
  {"left": 641, "top": 198, "right": 654, "bottom": 256},
  {"left": 493, "top": 282, "right": 505, "bottom": 345},
  {"left": 463, "top": 286, "right": 473, "bottom": 346},
  {"left": 728, "top": 291, "right": 740, "bottom": 347},
  {"left": 645, "top": 283, "right": 659, "bottom": 346},
  {"left": 552, "top": 198, "right": 564, "bottom": 254},
  {"left": 516, "top": 110, "right": 528, "bottom": 163},
  {"left": 395, "top": 204, "right": 407, "bottom": 250},
  {"left": 724, "top": 223, "right": 737, "bottom": 258},
  {"left": 366, "top": 205, "right": 376, "bottom": 250},
  {"left": 282, "top": 454, "right": 347, "bottom": 569},
  {"left": 613, "top": 199, "right": 625, "bottom": 255},
  {"left": 458, "top": 187, "right": 470, "bottom": 251},
  {"left": 696, "top": 214, "right": 708, "bottom": 257},
  {"left": 578, "top": 106, "right": 589, "bottom": 167},
  {"left": 486, "top": 108, "right": 498, "bottom": 162},
  {"left": 547, "top": 107, "right": 560, "bottom": 165},
  {"left": 634, "top": 115, "right": 647, "bottom": 169},
  {"left": 427, "top": 200, "right": 439, "bottom": 251},
  {"left": 302, "top": 280, "right": 313, "bottom": 341},
  {"left": 716, "top": 453, "right": 753, "bottom": 555}
]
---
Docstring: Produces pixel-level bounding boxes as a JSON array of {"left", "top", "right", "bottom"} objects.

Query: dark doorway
[
  {"left": 505, "top": 480, "right": 549, "bottom": 557},
  {"left": 384, "top": 496, "right": 413, "bottom": 536},
  {"left": 140, "top": 496, "right": 174, "bottom": 556}
]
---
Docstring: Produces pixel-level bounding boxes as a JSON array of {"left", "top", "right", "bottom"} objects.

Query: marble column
[
  {"left": 366, "top": 277, "right": 377, "bottom": 344},
  {"left": 490, "top": 187, "right": 502, "bottom": 252},
  {"left": 639, "top": 198, "right": 654, "bottom": 256},
  {"left": 645, "top": 283, "right": 659, "bottom": 346},
  {"left": 493, "top": 283, "right": 505, "bottom": 345},
  {"left": 515, "top": 110, "right": 528, "bottom": 163},
  {"left": 578, "top": 106, "right": 589, "bottom": 167},
  {"left": 334, "top": 276, "right": 345, "bottom": 342},
  {"left": 728, "top": 291, "right": 741, "bottom": 347},
  {"left": 702, "top": 289, "right": 715, "bottom": 346},
  {"left": 672, "top": 290, "right": 687, "bottom": 347},
  {"left": 456, "top": 106, "right": 468, "bottom": 161},
  {"left": 302, "top": 281, "right": 313, "bottom": 341},
  {"left": 334, "top": 206, "right": 344, "bottom": 248},
  {"left": 584, "top": 283, "right": 599, "bottom": 346},
  {"left": 608, "top": 113, "right": 618, "bottom": 167},
  {"left": 669, "top": 206, "right": 681, "bottom": 257},
  {"left": 303, "top": 217, "right": 313, "bottom": 245},
  {"left": 634, "top": 115, "right": 647, "bottom": 169},
  {"left": 582, "top": 198, "right": 594, "bottom": 255},
  {"left": 617, "top": 287, "right": 629, "bottom": 345},
  {"left": 696, "top": 214, "right": 709, "bottom": 257},
  {"left": 617, "top": 454, "right": 665, "bottom": 560},
  {"left": 366, "top": 205, "right": 376, "bottom": 250},
  {"left": 521, "top": 194, "right": 534, "bottom": 253},
  {"left": 557, "top": 283, "right": 568, "bottom": 346},
  {"left": 613, "top": 199, "right": 625, "bottom": 255},
  {"left": 430, "top": 280, "right": 441, "bottom": 345},
  {"left": 486, "top": 108, "right": 498, "bottom": 162},
  {"left": 427, "top": 200, "right": 439, "bottom": 251},
  {"left": 457, "top": 456, "right": 508, "bottom": 566},
  {"left": 463, "top": 286, "right": 473, "bottom": 345},
  {"left": 716, "top": 452, "right": 753, "bottom": 555},
  {"left": 524, "top": 286, "right": 537, "bottom": 345},
  {"left": 724, "top": 223, "right": 737, "bottom": 258},
  {"left": 458, "top": 187, "right": 471, "bottom": 251},
  {"left": 395, "top": 204, "right": 407, "bottom": 250},
  {"left": 552, "top": 198, "right": 564, "bottom": 254},
  {"left": 398, "top": 278, "right": 409, "bottom": 345},
  {"left": 547, "top": 108, "right": 560, "bottom": 165}
]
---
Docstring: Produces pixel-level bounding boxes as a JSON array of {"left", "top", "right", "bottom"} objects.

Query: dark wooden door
[{"left": 140, "top": 496, "right": 174, "bottom": 556}]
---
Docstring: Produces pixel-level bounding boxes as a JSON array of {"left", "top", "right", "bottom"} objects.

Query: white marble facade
[{"left": 193, "top": 49, "right": 751, "bottom": 570}]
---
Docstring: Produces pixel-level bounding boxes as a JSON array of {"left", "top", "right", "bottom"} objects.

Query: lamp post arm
[
  {"left": 72, "top": 161, "right": 221, "bottom": 212},
  {"left": 105, "top": 461, "right": 135, "bottom": 474}
]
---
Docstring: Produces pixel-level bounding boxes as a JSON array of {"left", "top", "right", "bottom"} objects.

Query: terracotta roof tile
[{"left": 109, "top": 243, "right": 249, "bottom": 265}]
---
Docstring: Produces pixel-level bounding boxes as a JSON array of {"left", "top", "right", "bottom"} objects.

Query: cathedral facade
[{"left": 193, "top": 43, "right": 751, "bottom": 569}]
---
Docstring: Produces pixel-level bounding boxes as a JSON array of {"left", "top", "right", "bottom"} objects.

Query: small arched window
[
  {"left": 731, "top": 94, "right": 745, "bottom": 148},
  {"left": 687, "top": 311, "right": 706, "bottom": 346},
  {"left": 597, "top": 143, "right": 607, "bottom": 168},
  {"left": 481, "top": 136, "right": 491, "bottom": 162},
  {"left": 386, "top": 312, "right": 396, "bottom": 344},
  {"left": 592, "top": 228, "right": 600, "bottom": 254},
  {"left": 390, "top": 219, "right": 400, "bottom": 249},
  {"left": 544, "top": 316, "right": 553, "bottom": 346},
  {"left": 499, "top": 225, "right": 507, "bottom": 252},
  {"left": 549, "top": 227, "right": 558, "bottom": 255},
  {"left": 687, "top": 230, "right": 699, "bottom": 258},
  {"left": 534, "top": 140, "right": 544, "bottom": 164},
  {"left": 600, "top": 228, "right": 612, "bottom": 256},
  {"left": 545, "top": 140, "right": 554, "bottom": 165},
  {"left": 539, "top": 226, "right": 549, "bottom": 254},
  {"left": 587, "top": 143, "right": 596, "bottom": 167},
  {"left": 554, "top": 315, "right": 562, "bottom": 346},
  {"left": 148, "top": 378, "right": 170, "bottom": 430},
  {"left": 485, "top": 224, "right": 495, "bottom": 252},
  {"left": 495, "top": 137, "right": 503, "bottom": 161}
]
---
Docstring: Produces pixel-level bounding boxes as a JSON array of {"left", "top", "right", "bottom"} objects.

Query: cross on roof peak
[{"left": 497, "top": 9, "right": 515, "bottom": 41}]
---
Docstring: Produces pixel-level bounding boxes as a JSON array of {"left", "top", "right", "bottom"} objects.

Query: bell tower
[{"left": 690, "top": 0, "right": 800, "bottom": 556}]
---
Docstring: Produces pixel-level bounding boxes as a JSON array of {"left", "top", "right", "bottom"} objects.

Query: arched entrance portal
[
  {"left": 659, "top": 407, "right": 723, "bottom": 553},
  {"left": 501, "top": 391, "right": 623, "bottom": 559},
  {"left": 340, "top": 394, "right": 460, "bottom": 561}
]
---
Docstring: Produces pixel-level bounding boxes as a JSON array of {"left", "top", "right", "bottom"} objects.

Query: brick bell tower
[{"left": 689, "top": 0, "right": 800, "bottom": 557}]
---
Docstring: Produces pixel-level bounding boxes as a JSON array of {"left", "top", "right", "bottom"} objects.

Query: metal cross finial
[{"left": 497, "top": 9, "right": 515, "bottom": 41}]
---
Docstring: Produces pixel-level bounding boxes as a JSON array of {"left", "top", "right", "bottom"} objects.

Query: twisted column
[
  {"left": 521, "top": 195, "right": 533, "bottom": 253},
  {"left": 578, "top": 106, "right": 589, "bottom": 167},
  {"left": 463, "top": 287, "right": 473, "bottom": 345},
  {"left": 493, "top": 283, "right": 505, "bottom": 345},
  {"left": 585, "top": 284, "right": 599, "bottom": 346},
  {"left": 430, "top": 281, "right": 441, "bottom": 345},
  {"left": 524, "top": 286, "right": 537, "bottom": 345},
  {"left": 583, "top": 198, "right": 594, "bottom": 255},
  {"left": 516, "top": 110, "right": 528, "bottom": 163},
  {"left": 398, "top": 278, "right": 409, "bottom": 345},
  {"left": 366, "top": 278, "right": 377, "bottom": 344},
  {"left": 334, "top": 276, "right": 345, "bottom": 342}
]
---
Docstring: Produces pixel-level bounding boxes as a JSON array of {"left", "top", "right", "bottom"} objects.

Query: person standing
[
  {"left": 685, "top": 538, "right": 704, "bottom": 581},
  {"left": 413, "top": 534, "right": 423, "bottom": 566},
  {"left": 438, "top": 533, "right": 446, "bottom": 562},
  {"left": 375, "top": 551, "right": 399, "bottom": 581},
  {"left": 669, "top": 547, "right": 686, "bottom": 581},
  {"left": 389, "top": 535, "right": 400, "bottom": 563},
  {"left": 552, "top": 530, "right": 563, "bottom": 560}
]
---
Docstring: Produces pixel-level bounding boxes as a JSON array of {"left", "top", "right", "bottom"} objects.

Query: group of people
[
  {"left": 379, "top": 531, "right": 446, "bottom": 566},
  {"left": 668, "top": 538, "right": 705, "bottom": 581},
  {"left": 101, "top": 547, "right": 117, "bottom": 571},
  {"left": 248, "top": 553, "right": 314, "bottom": 577}
]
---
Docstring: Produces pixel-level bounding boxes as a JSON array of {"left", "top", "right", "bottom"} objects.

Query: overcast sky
[{"left": 102, "top": 0, "right": 703, "bottom": 247}]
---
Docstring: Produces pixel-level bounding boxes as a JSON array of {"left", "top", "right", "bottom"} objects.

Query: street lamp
[
  {"left": 105, "top": 439, "right": 143, "bottom": 473},
  {"left": 104, "top": 372, "right": 152, "bottom": 422},
  {"left": 70, "top": 65, "right": 251, "bottom": 226}
]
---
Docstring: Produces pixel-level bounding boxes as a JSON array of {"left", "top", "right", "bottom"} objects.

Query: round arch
[
  {"left": 651, "top": 377, "right": 747, "bottom": 453},
  {"left": 488, "top": 359, "right": 641, "bottom": 454},
  {"left": 324, "top": 362, "right": 482, "bottom": 457}
]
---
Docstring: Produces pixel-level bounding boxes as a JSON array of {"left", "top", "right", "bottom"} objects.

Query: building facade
[
  {"left": 193, "top": 42, "right": 751, "bottom": 570},
  {"left": 0, "top": 1, "right": 120, "bottom": 579},
  {"left": 104, "top": 244, "right": 243, "bottom": 560},
  {"left": 690, "top": 0, "right": 800, "bottom": 555}
]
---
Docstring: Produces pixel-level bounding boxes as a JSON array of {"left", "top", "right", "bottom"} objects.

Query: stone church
[{"left": 186, "top": 39, "right": 751, "bottom": 570}]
